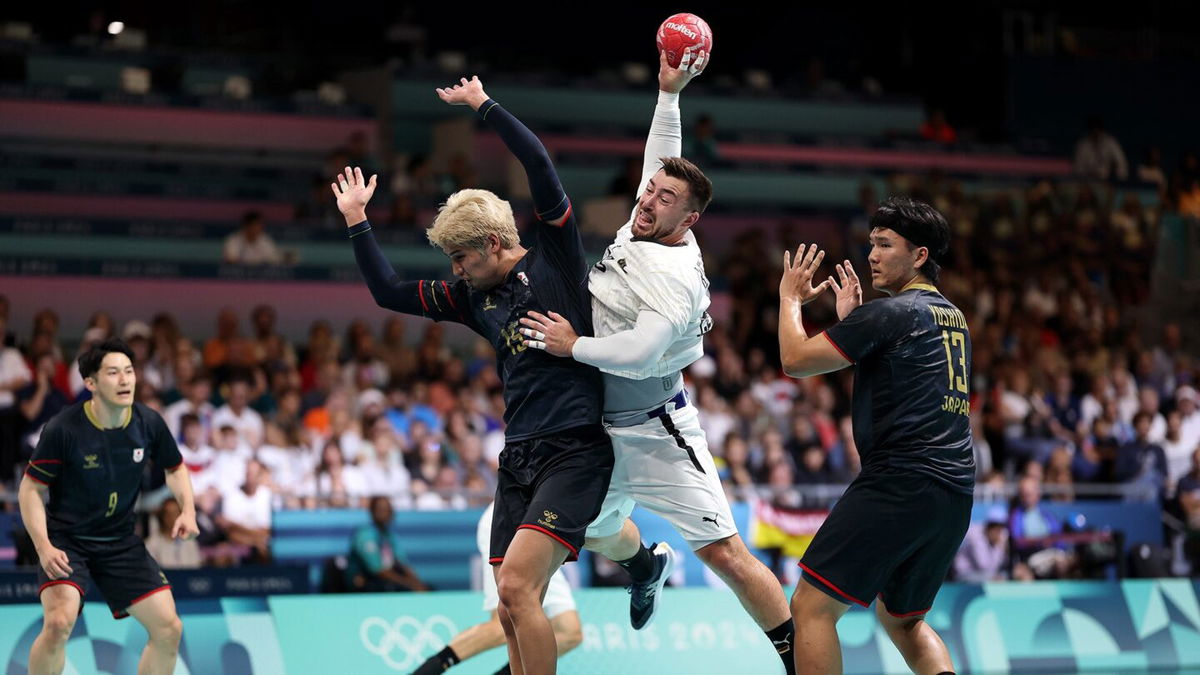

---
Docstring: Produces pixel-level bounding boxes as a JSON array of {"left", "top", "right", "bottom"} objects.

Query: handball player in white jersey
[{"left": 518, "top": 47, "right": 797, "bottom": 674}]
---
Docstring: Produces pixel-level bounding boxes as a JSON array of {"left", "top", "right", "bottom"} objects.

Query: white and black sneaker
[{"left": 628, "top": 542, "right": 675, "bottom": 630}]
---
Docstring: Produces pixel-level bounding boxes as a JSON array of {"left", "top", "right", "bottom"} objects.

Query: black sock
[
  {"left": 412, "top": 646, "right": 460, "bottom": 674},
  {"left": 616, "top": 543, "right": 656, "bottom": 583},
  {"left": 936, "top": 672, "right": 955, "bottom": 675},
  {"left": 493, "top": 665, "right": 512, "bottom": 675},
  {"left": 766, "top": 618, "right": 796, "bottom": 675}
]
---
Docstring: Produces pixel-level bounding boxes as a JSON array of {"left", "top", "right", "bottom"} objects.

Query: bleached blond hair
[{"left": 426, "top": 189, "right": 519, "bottom": 252}]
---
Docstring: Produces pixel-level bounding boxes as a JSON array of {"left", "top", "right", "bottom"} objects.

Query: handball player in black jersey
[
  {"left": 18, "top": 339, "right": 198, "bottom": 675},
  {"left": 333, "top": 76, "right": 612, "bottom": 674},
  {"left": 776, "top": 197, "right": 975, "bottom": 675}
]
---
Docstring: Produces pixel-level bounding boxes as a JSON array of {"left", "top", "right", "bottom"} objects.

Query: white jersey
[
  {"left": 588, "top": 222, "right": 710, "bottom": 380},
  {"left": 585, "top": 90, "right": 711, "bottom": 382}
]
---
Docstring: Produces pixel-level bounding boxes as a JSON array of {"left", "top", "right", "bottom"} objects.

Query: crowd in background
[{"left": 2, "top": 153, "right": 1199, "bottom": 577}]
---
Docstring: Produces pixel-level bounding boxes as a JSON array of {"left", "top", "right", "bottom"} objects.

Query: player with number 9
[
  {"left": 776, "top": 196, "right": 974, "bottom": 674},
  {"left": 18, "top": 338, "right": 198, "bottom": 675}
]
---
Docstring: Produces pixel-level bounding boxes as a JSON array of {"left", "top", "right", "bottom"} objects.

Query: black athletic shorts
[
  {"left": 799, "top": 467, "right": 972, "bottom": 616},
  {"left": 37, "top": 531, "right": 172, "bottom": 619},
  {"left": 491, "top": 424, "right": 614, "bottom": 564}
]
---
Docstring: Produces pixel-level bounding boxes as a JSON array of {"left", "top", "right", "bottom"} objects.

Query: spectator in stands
[
  {"left": 217, "top": 459, "right": 273, "bottom": 563},
  {"left": 145, "top": 313, "right": 183, "bottom": 395},
  {"left": 391, "top": 154, "right": 439, "bottom": 209},
  {"left": 720, "top": 434, "right": 755, "bottom": 498},
  {"left": 0, "top": 313, "right": 32, "bottom": 479},
  {"left": 16, "top": 352, "right": 70, "bottom": 458},
  {"left": 223, "top": 210, "right": 284, "bottom": 265},
  {"left": 1163, "top": 410, "right": 1195, "bottom": 497},
  {"left": 377, "top": 317, "right": 417, "bottom": 382},
  {"left": 1073, "top": 116, "right": 1128, "bottom": 181},
  {"left": 308, "top": 439, "right": 367, "bottom": 508},
  {"left": 163, "top": 373, "right": 215, "bottom": 441},
  {"left": 347, "top": 496, "right": 428, "bottom": 592},
  {"left": 176, "top": 413, "right": 216, "bottom": 490},
  {"left": 1115, "top": 411, "right": 1169, "bottom": 498},
  {"left": 212, "top": 378, "right": 264, "bottom": 449},
  {"left": 250, "top": 304, "right": 296, "bottom": 371},
  {"left": 1177, "top": 448, "right": 1200, "bottom": 572},
  {"left": 919, "top": 108, "right": 957, "bottom": 145},
  {"left": 1044, "top": 445, "right": 1076, "bottom": 502},
  {"left": 145, "top": 498, "right": 202, "bottom": 569},
  {"left": 1008, "top": 474, "right": 1073, "bottom": 579},
  {"left": 361, "top": 416, "right": 411, "bottom": 502},
  {"left": 209, "top": 424, "right": 251, "bottom": 495},
  {"left": 954, "top": 505, "right": 1011, "bottom": 582}
]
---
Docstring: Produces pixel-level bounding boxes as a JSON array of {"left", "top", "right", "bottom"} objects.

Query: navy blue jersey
[
  {"left": 25, "top": 401, "right": 184, "bottom": 538},
  {"left": 349, "top": 99, "right": 602, "bottom": 442},
  {"left": 824, "top": 283, "right": 975, "bottom": 493}
]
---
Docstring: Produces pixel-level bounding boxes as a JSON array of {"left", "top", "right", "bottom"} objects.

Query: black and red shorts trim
[
  {"left": 797, "top": 468, "right": 971, "bottom": 616},
  {"left": 489, "top": 424, "right": 613, "bottom": 564}
]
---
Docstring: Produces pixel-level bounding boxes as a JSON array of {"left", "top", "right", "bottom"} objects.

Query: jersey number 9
[{"left": 105, "top": 491, "right": 118, "bottom": 517}]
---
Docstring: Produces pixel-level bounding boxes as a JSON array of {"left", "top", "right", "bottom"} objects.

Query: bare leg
[
  {"left": 696, "top": 535, "right": 790, "bottom": 629},
  {"left": 791, "top": 580, "right": 851, "bottom": 675},
  {"left": 548, "top": 610, "right": 583, "bottom": 655},
  {"left": 583, "top": 518, "right": 642, "bottom": 561},
  {"left": 449, "top": 610, "right": 507, "bottom": 661},
  {"left": 126, "top": 588, "right": 183, "bottom": 675},
  {"left": 496, "top": 529, "right": 568, "bottom": 675},
  {"left": 874, "top": 598, "right": 954, "bottom": 675},
  {"left": 29, "top": 584, "right": 81, "bottom": 675}
]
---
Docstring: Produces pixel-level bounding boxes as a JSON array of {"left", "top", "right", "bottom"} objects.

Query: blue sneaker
[{"left": 628, "top": 542, "right": 675, "bottom": 630}]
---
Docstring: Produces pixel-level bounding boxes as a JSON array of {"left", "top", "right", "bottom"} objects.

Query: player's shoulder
[
  {"left": 45, "top": 401, "right": 87, "bottom": 434},
  {"left": 132, "top": 402, "right": 169, "bottom": 429}
]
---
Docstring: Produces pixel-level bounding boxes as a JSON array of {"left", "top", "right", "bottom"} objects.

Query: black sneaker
[{"left": 628, "top": 542, "right": 675, "bottom": 630}]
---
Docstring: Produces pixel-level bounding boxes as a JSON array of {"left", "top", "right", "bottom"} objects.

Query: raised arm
[
  {"left": 636, "top": 47, "right": 708, "bottom": 196},
  {"left": 437, "top": 77, "right": 571, "bottom": 226},
  {"left": 333, "top": 167, "right": 468, "bottom": 323}
]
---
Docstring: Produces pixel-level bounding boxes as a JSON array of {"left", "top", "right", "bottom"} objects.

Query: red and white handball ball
[{"left": 656, "top": 13, "right": 713, "bottom": 68}]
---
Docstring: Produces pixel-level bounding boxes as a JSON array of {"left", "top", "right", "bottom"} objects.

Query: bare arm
[
  {"left": 164, "top": 466, "right": 200, "bottom": 540},
  {"left": 778, "top": 244, "right": 849, "bottom": 377},
  {"left": 18, "top": 477, "right": 72, "bottom": 579}
]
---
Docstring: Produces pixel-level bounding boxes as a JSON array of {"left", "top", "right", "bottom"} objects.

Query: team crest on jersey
[
  {"left": 83, "top": 455, "right": 100, "bottom": 469},
  {"left": 133, "top": 448, "right": 144, "bottom": 463}
]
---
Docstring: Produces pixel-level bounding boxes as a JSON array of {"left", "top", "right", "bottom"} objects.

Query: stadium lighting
[{"left": 107, "top": 21, "right": 124, "bottom": 35}]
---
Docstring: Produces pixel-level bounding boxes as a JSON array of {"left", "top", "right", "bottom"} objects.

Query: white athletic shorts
[
  {"left": 586, "top": 403, "right": 738, "bottom": 549},
  {"left": 478, "top": 503, "right": 576, "bottom": 618}
]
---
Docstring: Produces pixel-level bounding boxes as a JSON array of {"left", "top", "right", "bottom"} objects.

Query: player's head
[
  {"left": 635, "top": 157, "right": 713, "bottom": 244},
  {"left": 866, "top": 196, "right": 950, "bottom": 294},
  {"left": 426, "top": 189, "right": 520, "bottom": 290},
  {"left": 78, "top": 338, "right": 137, "bottom": 408}
]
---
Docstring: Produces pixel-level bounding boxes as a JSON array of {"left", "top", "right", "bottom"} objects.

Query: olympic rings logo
[{"left": 359, "top": 615, "right": 459, "bottom": 670}]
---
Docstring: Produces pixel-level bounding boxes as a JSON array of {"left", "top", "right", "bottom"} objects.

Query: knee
[
  {"left": 791, "top": 583, "right": 840, "bottom": 623},
  {"left": 583, "top": 532, "right": 621, "bottom": 559},
  {"left": 41, "top": 612, "right": 77, "bottom": 644},
  {"left": 874, "top": 602, "right": 920, "bottom": 638},
  {"left": 150, "top": 616, "right": 183, "bottom": 645},
  {"left": 697, "top": 537, "right": 740, "bottom": 574},
  {"left": 496, "top": 573, "right": 538, "bottom": 614}
]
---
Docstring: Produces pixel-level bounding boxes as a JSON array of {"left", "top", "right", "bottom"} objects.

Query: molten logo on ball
[{"left": 656, "top": 12, "right": 713, "bottom": 69}]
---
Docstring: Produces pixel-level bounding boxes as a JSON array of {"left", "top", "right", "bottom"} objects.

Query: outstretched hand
[
  {"left": 779, "top": 243, "right": 831, "bottom": 305},
  {"left": 519, "top": 310, "right": 578, "bottom": 357},
  {"left": 659, "top": 46, "right": 708, "bottom": 94},
  {"left": 436, "top": 76, "right": 490, "bottom": 110},
  {"left": 827, "top": 260, "right": 863, "bottom": 320},
  {"left": 331, "top": 166, "right": 378, "bottom": 226}
]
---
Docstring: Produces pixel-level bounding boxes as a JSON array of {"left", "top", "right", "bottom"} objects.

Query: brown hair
[{"left": 659, "top": 156, "right": 713, "bottom": 213}]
